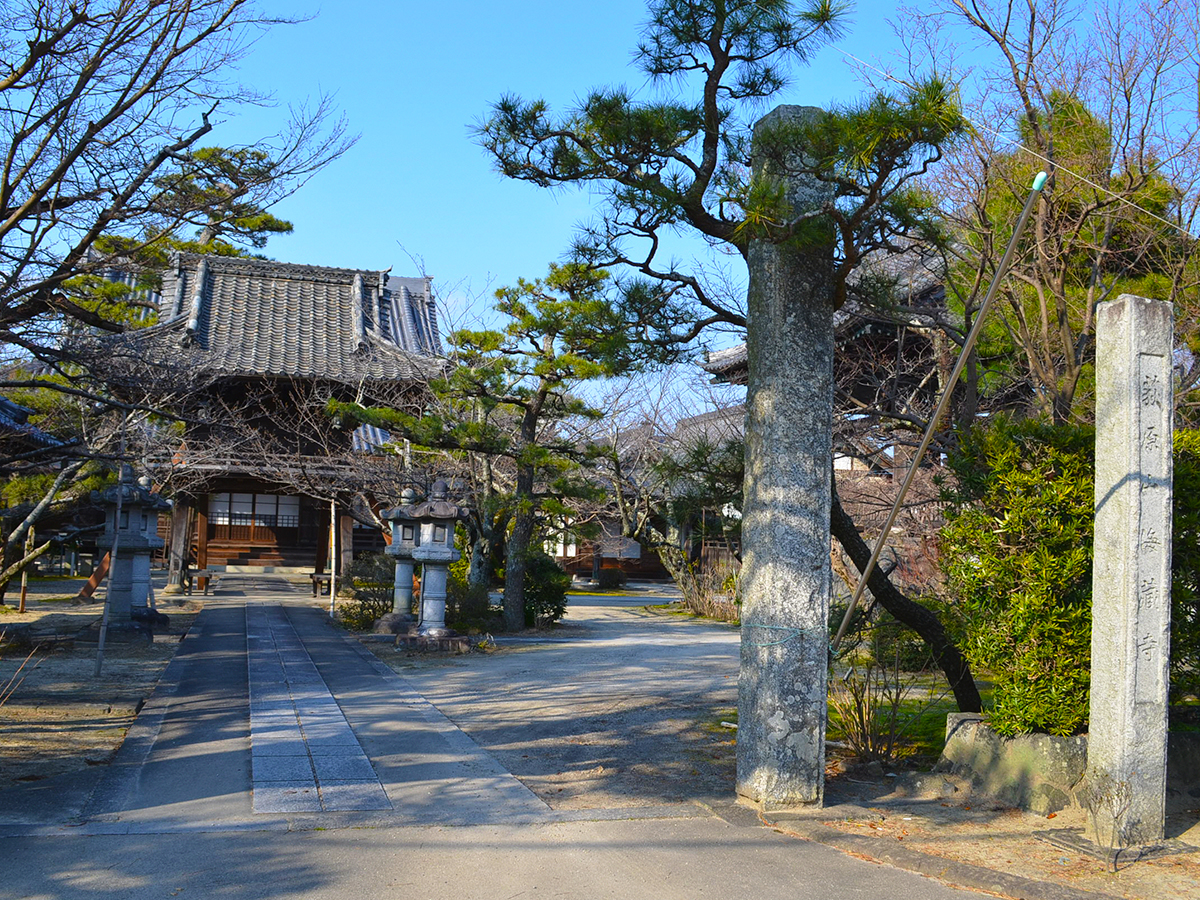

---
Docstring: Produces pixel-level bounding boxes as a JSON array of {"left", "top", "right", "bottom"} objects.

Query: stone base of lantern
[
  {"left": 76, "top": 619, "right": 153, "bottom": 645},
  {"left": 394, "top": 631, "right": 472, "bottom": 653},
  {"left": 131, "top": 605, "right": 170, "bottom": 629}
]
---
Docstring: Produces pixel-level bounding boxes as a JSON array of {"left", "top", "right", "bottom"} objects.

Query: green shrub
[
  {"left": 523, "top": 551, "right": 570, "bottom": 626},
  {"left": 446, "top": 570, "right": 494, "bottom": 630},
  {"left": 942, "top": 419, "right": 1200, "bottom": 735},
  {"left": 339, "top": 552, "right": 395, "bottom": 632},
  {"left": 869, "top": 609, "right": 934, "bottom": 672},
  {"left": 595, "top": 567, "right": 626, "bottom": 590},
  {"left": 941, "top": 419, "right": 1096, "bottom": 736},
  {"left": 1171, "top": 431, "right": 1200, "bottom": 700}
]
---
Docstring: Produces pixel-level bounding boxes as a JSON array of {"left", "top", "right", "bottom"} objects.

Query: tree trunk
[
  {"left": 829, "top": 480, "right": 982, "bottom": 712},
  {"left": 463, "top": 531, "right": 494, "bottom": 618},
  {"left": 502, "top": 466, "right": 536, "bottom": 630},
  {"left": 467, "top": 535, "right": 493, "bottom": 590},
  {"left": 503, "top": 515, "right": 534, "bottom": 630}
]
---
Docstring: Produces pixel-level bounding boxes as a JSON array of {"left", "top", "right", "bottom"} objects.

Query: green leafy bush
[
  {"left": 869, "top": 609, "right": 934, "bottom": 672},
  {"left": 595, "top": 567, "right": 626, "bottom": 590},
  {"left": 941, "top": 419, "right": 1096, "bottom": 736},
  {"left": 941, "top": 419, "right": 1200, "bottom": 735},
  {"left": 446, "top": 565, "right": 495, "bottom": 631},
  {"left": 1171, "top": 430, "right": 1200, "bottom": 701},
  {"left": 339, "top": 552, "right": 395, "bottom": 632},
  {"left": 523, "top": 551, "right": 570, "bottom": 626}
]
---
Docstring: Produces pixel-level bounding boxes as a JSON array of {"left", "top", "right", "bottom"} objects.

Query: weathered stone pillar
[
  {"left": 737, "top": 105, "right": 836, "bottom": 809},
  {"left": 1088, "top": 293, "right": 1173, "bottom": 846}
]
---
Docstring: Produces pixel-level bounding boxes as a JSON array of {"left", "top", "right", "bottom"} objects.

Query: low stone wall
[{"left": 936, "top": 714, "right": 1200, "bottom": 815}]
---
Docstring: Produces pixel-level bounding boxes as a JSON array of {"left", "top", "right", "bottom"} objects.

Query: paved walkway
[
  {"left": 0, "top": 577, "right": 996, "bottom": 899},
  {"left": 246, "top": 604, "right": 391, "bottom": 813},
  {"left": 71, "top": 578, "right": 551, "bottom": 833}
]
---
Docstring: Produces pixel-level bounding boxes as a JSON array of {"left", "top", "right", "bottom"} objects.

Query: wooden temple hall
[{"left": 112, "top": 253, "right": 444, "bottom": 588}]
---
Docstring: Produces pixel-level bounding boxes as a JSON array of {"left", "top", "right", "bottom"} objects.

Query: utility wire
[{"left": 831, "top": 171, "right": 1048, "bottom": 651}]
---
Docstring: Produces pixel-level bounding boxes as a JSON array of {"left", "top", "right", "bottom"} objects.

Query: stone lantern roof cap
[
  {"left": 409, "top": 479, "right": 467, "bottom": 520},
  {"left": 380, "top": 486, "right": 425, "bottom": 523},
  {"left": 92, "top": 466, "right": 171, "bottom": 510}
]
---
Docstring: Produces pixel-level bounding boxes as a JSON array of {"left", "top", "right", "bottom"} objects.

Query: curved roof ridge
[{"left": 170, "top": 252, "right": 391, "bottom": 287}]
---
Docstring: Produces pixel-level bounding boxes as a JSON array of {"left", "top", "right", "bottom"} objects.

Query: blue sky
[{"left": 213, "top": 2, "right": 910, "bottom": 334}]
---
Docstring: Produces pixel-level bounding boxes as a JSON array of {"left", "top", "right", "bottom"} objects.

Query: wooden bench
[
  {"left": 184, "top": 568, "right": 217, "bottom": 595},
  {"left": 310, "top": 573, "right": 332, "bottom": 596}
]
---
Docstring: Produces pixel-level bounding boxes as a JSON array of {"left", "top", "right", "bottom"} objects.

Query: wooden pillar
[
  {"left": 164, "top": 495, "right": 193, "bottom": 594},
  {"left": 195, "top": 501, "right": 209, "bottom": 591},
  {"left": 75, "top": 552, "right": 110, "bottom": 602},
  {"left": 339, "top": 513, "right": 354, "bottom": 574}
]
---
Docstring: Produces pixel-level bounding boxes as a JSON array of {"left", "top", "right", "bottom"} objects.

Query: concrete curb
[{"left": 765, "top": 816, "right": 1125, "bottom": 900}]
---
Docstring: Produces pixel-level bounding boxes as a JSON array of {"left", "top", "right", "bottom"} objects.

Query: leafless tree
[
  {"left": 0, "top": 0, "right": 352, "bottom": 364},
  {"left": 894, "top": 0, "right": 1200, "bottom": 424}
]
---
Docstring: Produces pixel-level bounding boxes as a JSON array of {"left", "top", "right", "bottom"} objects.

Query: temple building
[{"left": 108, "top": 253, "right": 444, "bottom": 588}]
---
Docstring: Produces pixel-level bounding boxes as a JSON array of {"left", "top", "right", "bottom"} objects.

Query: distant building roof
[
  {"left": 702, "top": 242, "right": 946, "bottom": 384},
  {"left": 671, "top": 405, "right": 745, "bottom": 444},
  {"left": 0, "top": 396, "right": 62, "bottom": 449},
  {"left": 112, "top": 253, "right": 444, "bottom": 384}
]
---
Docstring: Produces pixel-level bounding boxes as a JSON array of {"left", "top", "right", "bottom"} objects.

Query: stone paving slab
[
  {"left": 251, "top": 783, "right": 321, "bottom": 814},
  {"left": 318, "top": 780, "right": 393, "bottom": 811},
  {"left": 253, "top": 755, "right": 314, "bottom": 782},
  {"left": 312, "top": 756, "right": 379, "bottom": 782},
  {"left": 245, "top": 604, "right": 393, "bottom": 814}
]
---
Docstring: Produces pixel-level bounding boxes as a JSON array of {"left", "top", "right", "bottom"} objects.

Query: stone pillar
[
  {"left": 393, "top": 560, "right": 415, "bottom": 613},
  {"left": 1088, "top": 293, "right": 1173, "bottom": 846},
  {"left": 737, "top": 105, "right": 837, "bottom": 809}
]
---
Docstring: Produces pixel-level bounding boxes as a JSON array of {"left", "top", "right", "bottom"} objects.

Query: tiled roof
[
  {"left": 702, "top": 242, "right": 946, "bottom": 380},
  {"left": 671, "top": 405, "right": 745, "bottom": 443},
  {"left": 352, "top": 424, "right": 393, "bottom": 453},
  {"left": 702, "top": 344, "right": 750, "bottom": 377},
  {"left": 116, "top": 254, "right": 443, "bottom": 383},
  {"left": 0, "top": 396, "right": 61, "bottom": 448}
]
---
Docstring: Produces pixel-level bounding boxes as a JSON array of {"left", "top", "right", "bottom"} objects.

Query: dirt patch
[
  {"left": 786, "top": 763, "right": 1200, "bottom": 900},
  {"left": 0, "top": 598, "right": 200, "bottom": 792},
  {"left": 361, "top": 639, "right": 739, "bottom": 810}
]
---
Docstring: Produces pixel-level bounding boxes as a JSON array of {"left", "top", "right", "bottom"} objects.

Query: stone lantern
[
  {"left": 382, "top": 487, "right": 419, "bottom": 615},
  {"left": 93, "top": 467, "right": 171, "bottom": 630},
  {"left": 408, "top": 479, "right": 466, "bottom": 637}
]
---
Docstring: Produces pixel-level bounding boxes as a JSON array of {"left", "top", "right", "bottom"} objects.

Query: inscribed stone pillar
[
  {"left": 1089, "top": 293, "right": 1173, "bottom": 845},
  {"left": 737, "top": 105, "right": 836, "bottom": 809}
]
